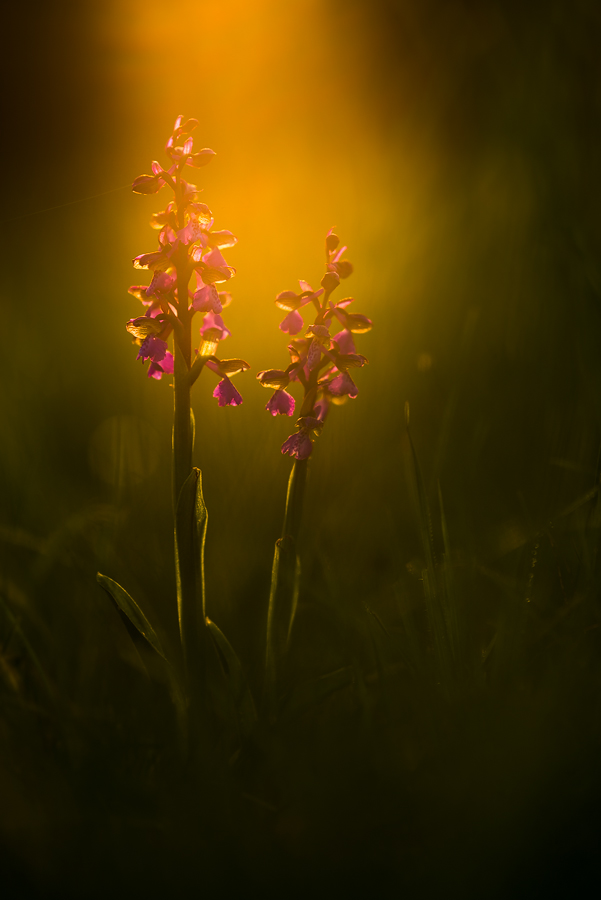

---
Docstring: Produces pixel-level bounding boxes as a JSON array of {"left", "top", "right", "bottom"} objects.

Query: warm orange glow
[{"left": 99, "top": 0, "right": 432, "bottom": 374}]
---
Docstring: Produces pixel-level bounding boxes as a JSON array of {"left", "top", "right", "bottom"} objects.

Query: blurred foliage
[{"left": 1, "top": 0, "right": 601, "bottom": 896}]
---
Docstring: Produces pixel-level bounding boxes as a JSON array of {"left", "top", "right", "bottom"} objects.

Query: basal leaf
[
  {"left": 206, "top": 617, "right": 257, "bottom": 736},
  {"left": 96, "top": 572, "right": 169, "bottom": 662}
]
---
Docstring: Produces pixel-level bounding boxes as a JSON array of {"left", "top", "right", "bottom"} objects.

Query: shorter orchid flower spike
[{"left": 259, "top": 228, "right": 371, "bottom": 458}]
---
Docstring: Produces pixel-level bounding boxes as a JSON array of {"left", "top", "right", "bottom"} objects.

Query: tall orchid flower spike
[
  {"left": 126, "top": 115, "right": 243, "bottom": 400},
  {"left": 118, "top": 116, "right": 251, "bottom": 745},
  {"left": 259, "top": 231, "right": 372, "bottom": 720}
]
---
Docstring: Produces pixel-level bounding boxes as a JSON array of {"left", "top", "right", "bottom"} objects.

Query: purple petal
[
  {"left": 193, "top": 283, "right": 222, "bottom": 313},
  {"left": 203, "top": 247, "right": 228, "bottom": 269},
  {"left": 213, "top": 377, "right": 243, "bottom": 407},
  {"left": 147, "top": 362, "right": 165, "bottom": 380},
  {"left": 146, "top": 270, "right": 176, "bottom": 298},
  {"left": 200, "top": 311, "right": 230, "bottom": 339},
  {"left": 281, "top": 433, "right": 313, "bottom": 460},
  {"left": 313, "top": 398, "right": 330, "bottom": 422},
  {"left": 332, "top": 328, "right": 356, "bottom": 354},
  {"left": 160, "top": 351, "right": 174, "bottom": 374},
  {"left": 328, "top": 372, "right": 358, "bottom": 398},
  {"left": 137, "top": 335, "right": 168, "bottom": 364},
  {"left": 178, "top": 221, "right": 205, "bottom": 245},
  {"left": 280, "top": 310, "right": 304, "bottom": 335},
  {"left": 266, "top": 390, "right": 295, "bottom": 417}
]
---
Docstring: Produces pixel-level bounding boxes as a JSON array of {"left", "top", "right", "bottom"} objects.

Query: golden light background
[{"left": 4, "top": 0, "right": 598, "bottom": 627}]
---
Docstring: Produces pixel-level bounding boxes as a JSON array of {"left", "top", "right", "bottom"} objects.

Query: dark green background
[{"left": 1, "top": 1, "right": 601, "bottom": 896}]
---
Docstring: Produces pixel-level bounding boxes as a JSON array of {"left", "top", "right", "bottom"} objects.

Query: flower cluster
[
  {"left": 125, "top": 116, "right": 248, "bottom": 403},
  {"left": 257, "top": 230, "right": 372, "bottom": 459}
]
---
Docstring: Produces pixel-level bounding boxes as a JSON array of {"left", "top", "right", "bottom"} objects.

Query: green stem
[
  {"left": 264, "top": 457, "right": 308, "bottom": 720},
  {"left": 172, "top": 265, "right": 206, "bottom": 718}
]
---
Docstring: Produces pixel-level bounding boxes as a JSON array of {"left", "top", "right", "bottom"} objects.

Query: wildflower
[
  {"left": 126, "top": 115, "right": 245, "bottom": 400},
  {"left": 266, "top": 390, "right": 295, "bottom": 417},
  {"left": 281, "top": 431, "right": 313, "bottom": 459},
  {"left": 212, "top": 376, "right": 243, "bottom": 407},
  {"left": 259, "top": 230, "right": 371, "bottom": 457},
  {"left": 275, "top": 280, "right": 324, "bottom": 335},
  {"left": 205, "top": 358, "right": 250, "bottom": 407},
  {"left": 281, "top": 415, "right": 323, "bottom": 460}
]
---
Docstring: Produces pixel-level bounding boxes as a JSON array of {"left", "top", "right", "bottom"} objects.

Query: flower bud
[
  {"left": 188, "top": 148, "right": 216, "bottom": 168},
  {"left": 132, "top": 174, "right": 163, "bottom": 194},
  {"left": 326, "top": 232, "right": 340, "bottom": 251},
  {"left": 174, "top": 117, "right": 199, "bottom": 139},
  {"left": 321, "top": 271, "right": 340, "bottom": 291},
  {"left": 335, "top": 259, "right": 354, "bottom": 278}
]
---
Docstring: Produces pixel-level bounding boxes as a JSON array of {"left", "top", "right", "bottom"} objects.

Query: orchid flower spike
[
  {"left": 257, "top": 230, "right": 371, "bottom": 458},
  {"left": 125, "top": 115, "right": 246, "bottom": 401}
]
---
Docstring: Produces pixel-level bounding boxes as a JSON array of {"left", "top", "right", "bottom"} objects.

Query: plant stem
[
  {"left": 172, "top": 266, "right": 206, "bottom": 722},
  {"left": 264, "top": 457, "right": 308, "bottom": 720}
]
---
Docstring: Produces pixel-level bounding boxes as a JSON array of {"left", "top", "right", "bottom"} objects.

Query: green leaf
[
  {"left": 206, "top": 618, "right": 257, "bottom": 737},
  {"left": 280, "top": 666, "right": 353, "bottom": 721},
  {"left": 96, "top": 573, "right": 169, "bottom": 662}
]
